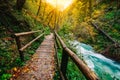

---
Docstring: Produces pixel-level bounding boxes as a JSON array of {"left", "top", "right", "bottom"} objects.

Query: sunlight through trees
[{"left": 0, "top": 0, "right": 120, "bottom": 80}]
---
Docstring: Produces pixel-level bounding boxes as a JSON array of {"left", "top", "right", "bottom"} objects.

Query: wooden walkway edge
[{"left": 16, "top": 33, "right": 55, "bottom": 80}]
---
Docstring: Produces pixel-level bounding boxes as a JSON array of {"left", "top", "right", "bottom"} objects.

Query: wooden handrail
[
  {"left": 15, "top": 30, "right": 41, "bottom": 37},
  {"left": 54, "top": 31, "right": 66, "bottom": 48},
  {"left": 14, "top": 30, "right": 44, "bottom": 61},
  {"left": 54, "top": 31, "right": 99, "bottom": 80},
  {"left": 20, "top": 33, "right": 44, "bottom": 51}
]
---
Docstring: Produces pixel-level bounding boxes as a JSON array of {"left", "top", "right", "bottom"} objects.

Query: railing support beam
[
  {"left": 54, "top": 31, "right": 99, "bottom": 80},
  {"left": 54, "top": 34, "right": 61, "bottom": 49},
  {"left": 15, "top": 36, "right": 24, "bottom": 61},
  {"left": 14, "top": 30, "right": 43, "bottom": 61},
  {"left": 60, "top": 48, "right": 69, "bottom": 80}
]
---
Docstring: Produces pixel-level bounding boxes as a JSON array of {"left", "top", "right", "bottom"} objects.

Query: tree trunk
[
  {"left": 36, "top": 0, "right": 42, "bottom": 16},
  {"left": 43, "top": 1, "right": 46, "bottom": 18},
  {"left": 84, "top": 3, "right": 87, "bottom": 18},
  {"left": 16, "top": 0, "right": 26, "bottom": 10},
  {"left": 89, "top": 0, "right": 92, "bottom": 18},
  {"left": 91, "top": 22, "right": 117, "bottom": 43},
  {"left": 48, "top": 12, "right": 54, "bottom": 26},
  {"left": 117, "top": 0, "right": 120, "bottom": 9}
]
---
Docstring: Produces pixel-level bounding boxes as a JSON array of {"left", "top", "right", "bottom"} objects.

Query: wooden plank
[
  {"left": 19, "top": 33, "right": 44, "bottom": 51},
  {"left": 54, "top": 31, "right": 99, "bottom": 80},
  {"left": 15, "top": 30, "right": 41, "bottom": 37},
  {"left": 14, "top": 33, "right": 55, "bottom": 80}
]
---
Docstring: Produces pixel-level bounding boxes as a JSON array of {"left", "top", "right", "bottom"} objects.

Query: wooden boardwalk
[
  {"left": 16, "top": 33, "right": 55, "bottom": 80},
  {"left": 12, "top": 32, "right": 98, "bottom": 80}
]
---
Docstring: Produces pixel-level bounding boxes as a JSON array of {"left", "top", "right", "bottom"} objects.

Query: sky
[{"left": 46, "top": 0, "right": 73, "bottom": 11}]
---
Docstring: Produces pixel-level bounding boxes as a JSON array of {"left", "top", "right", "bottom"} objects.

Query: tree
[
  {"left": 89, "top": 0, "right": 92, "bottom": 18},
  {"left": 16, "top": 0, "right": 26, "bottom": 10},
  {"left": 36, "top": 0, "right": 42, "bottom": 16},
  {"left": 43, "top": 1, "right": 47, "bottom": 18},
  {"left": 117, "top": 0, "right": 120, "bottom": 9}
]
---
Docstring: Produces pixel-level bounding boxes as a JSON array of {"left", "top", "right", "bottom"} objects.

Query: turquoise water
[{"left": 70, "top": 40, "right": 120, "bottom": 80}]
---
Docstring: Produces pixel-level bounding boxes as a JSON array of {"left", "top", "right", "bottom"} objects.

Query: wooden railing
[
  {"left": 54, "top": 31, "right": 99, "bottom": 80},
  {"left": 14, "top": 30, "right": 44, "bottom": 61}
]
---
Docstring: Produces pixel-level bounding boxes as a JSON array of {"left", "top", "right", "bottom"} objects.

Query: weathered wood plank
[
  {"left": 15, "top": 30, "right": 41, "bottom": 37},
  {"left": 19, "top": 33, "right": 44, "bottom": 51},
  {"left": 15, "top": 33, "right": 55, "bottom": 80}
]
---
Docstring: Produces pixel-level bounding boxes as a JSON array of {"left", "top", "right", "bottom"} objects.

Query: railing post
[
  {"left": 55, "top": 31, "right": 99, "bottom": 80},
  {"left": 54, "top": 33, "right": 60, "bottom": 49},
  {"left": 15, "top": 36, "right": 24, "bottom": 61},
  {"left": 60, "top": 48, "right": 69, "bottom": 80}
]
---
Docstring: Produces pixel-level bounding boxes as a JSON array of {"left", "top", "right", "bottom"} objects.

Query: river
[{"left": 69, "top": 40, "right": 120, "bottom": 80}]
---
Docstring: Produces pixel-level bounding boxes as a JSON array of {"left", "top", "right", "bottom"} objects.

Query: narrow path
[{"left": 16, "top": 33, "right": 55, "bottom": 80}]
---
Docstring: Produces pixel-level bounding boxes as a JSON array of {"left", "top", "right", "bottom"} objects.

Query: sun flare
[{"left": 46, "top": 0, "right": 73, "bottom": 11}]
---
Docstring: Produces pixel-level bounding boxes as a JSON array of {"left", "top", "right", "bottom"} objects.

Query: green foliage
[
  {"left": 28, "top": 41, "right": 41, "bottom": 54},
  {"left": 24, "top": 0, "right": 38, "bottom": 15},
  {"left": 0, "top": 36, "right": 43, "bottom": 80},
  {"left": 44, "top": 27, "right": 51, "bottom": 35},
  {"left": 14, "top": 58, "right": 25, "bottom": 67},
  {"left": 57, "top": 47, "right": 86, "bottom": 80},
  {"left": 67, "top": 60, "right": 86, "bottom": 80},
  {"left": 23, "top": 40, "right": 43, "bottom": 61},
  {"left": 57, "top": 48, "right": 63, "bottom": 64},
  {"left": 53, "top": 48, "right": 62, "bottom": 80},
  {"left": 104, "top": 11, "right": 115, "bottom": 20},
  {"left": 59, "top": 25, "right": 70, "bottom": 35},
  {"left": 28, "top": 50, "right": 35, "bottom": 55},
  {"left": 54, "top": 70, "right": 60, "bottom": 80},
  {"left": 114, "top": 23, "right": 120, "bottom": 31},
  {"left": 0, "top": 74, "right": 12, "bottom": 80},
  {"left": 0, "top": 44, "right": 15, "bottom": 76}
]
